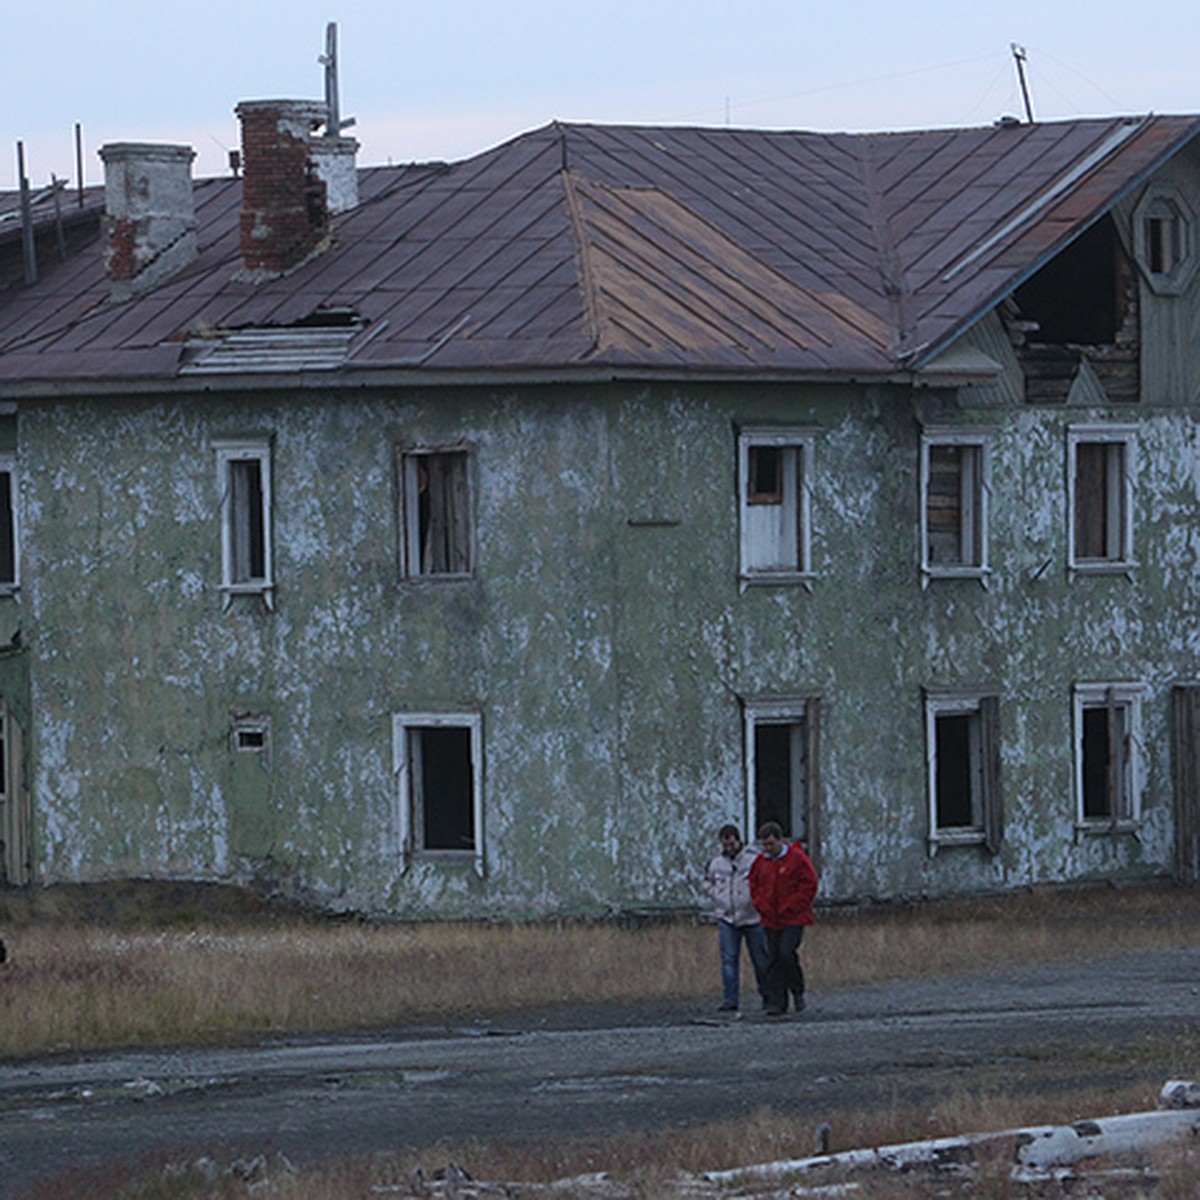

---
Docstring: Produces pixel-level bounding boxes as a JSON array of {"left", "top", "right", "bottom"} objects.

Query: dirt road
[{"left": 3, "top": 944, "right": 1198, "bottom": 1195}]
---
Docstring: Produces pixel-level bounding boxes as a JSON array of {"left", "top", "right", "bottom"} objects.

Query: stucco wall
[{"left": 9, "top": 357, "right": 1198, "bottom": 915}]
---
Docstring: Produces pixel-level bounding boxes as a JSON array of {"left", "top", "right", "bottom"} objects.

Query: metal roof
[{"left": 2, "top": 114, "right": 1198, "bottom": 391}]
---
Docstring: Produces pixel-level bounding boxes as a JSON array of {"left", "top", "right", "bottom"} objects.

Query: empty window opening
[
  {"left": 0, "top": 464, "right": 15, "bottom": 589},
  {"left": 234, "top": 726, "right": 267, "bottom": 752},
  {"left": 229, "top": 458, "right": 266, "bottom": 583},
  {"left": 925, "top": 692, "right": 1002, "bottom": 853},
  {"left": 394, "top": 713, "right": 484, "bottom": 873},
  {"left": 1075, "top": 685, "right": 1141, "bottom": 827},
  {"left": 935, "top": 713, "right": 980, "bottom": 829},
  {"left": 412, "top": 725, "right": 475, "bottom": 852},
  {"left": 739, "top": 432, "right": 813, "bottom": 580},
  {"left": 744, "top": 699, "right": 819, "bottom": 851},
  {"left": 215, "top": 440, "right": 273, "bottom": 604},
  {"left": 753, "top": 721, "right": 806, "bottom": 840},
  {"left": 747, "top": 445, "right": 783, "bottom": 504},
  {"left": 1146, "top": 213, "right": 1182, "bottom": 275},
  {"left": 401, "top": 449, "right": 472, "bottom": 577},
  {"left": 922, "top": 437, "right": 987, "bottom": 575}
]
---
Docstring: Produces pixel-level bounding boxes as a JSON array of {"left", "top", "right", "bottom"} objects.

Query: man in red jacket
[{"left": 748, "top": 821, "right": 818, "bottom": 1017}]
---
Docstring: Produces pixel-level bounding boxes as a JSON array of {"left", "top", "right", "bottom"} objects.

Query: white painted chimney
[{"left": 98, "top": 142, "right": 197, "bottom": 300}]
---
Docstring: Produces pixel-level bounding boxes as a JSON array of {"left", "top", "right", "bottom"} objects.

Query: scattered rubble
[{"left": 153, "top": 1078, "right": 1200, "bottom": 1198}]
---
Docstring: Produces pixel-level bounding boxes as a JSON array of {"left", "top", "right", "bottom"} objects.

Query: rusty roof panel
[{"left": 4, "top": 114, "right": 1200, "bottom": 385}]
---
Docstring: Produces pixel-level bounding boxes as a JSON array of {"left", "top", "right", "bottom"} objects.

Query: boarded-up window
[
  {"left": 1075, "top": 442, "right": 1123, "bottom": 561},
  {"left": 925, "top": 692, "right": 1002, "bottom": 854},
  {"left": 922, "top": 437, "right": 987, "bottom": 574},
  {"left": 739, "top": 432, "right": 812, "bottom": 579},
  {"left": 1070, "top": 429, "right": 1133, "bottom": 568},
  {"left": 401, "top": 449, "right": 472, "bottom": 577}
]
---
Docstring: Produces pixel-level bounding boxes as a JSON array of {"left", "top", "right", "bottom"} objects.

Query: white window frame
[
  {"left": 0, "top": 453, "right": 18, "bottom": 595},
  {"left": 743, "top": 698, "right": 815, "bottom": 845},
  {"left": 399, "top": 445, "right": 474, "bottom": 580},
  {"left": 1067, "top": 425, "right": 1136, "bottom": 577},
  {"left": 737, "top": 428, "right": 815, "bottom": 586},
  {"left": 920, "top": 430, "right": 991, "bottom": 585},
  {"left": 1073, "top": 683, "right": 1144, "bottom": 833},
  {"left": 924, "top": 689, "right": 1002, "bottom": 855},
  {"left": 392, "top": 711, "right": 484, "bottom": 877},
  {"left": 214, "top": 438, "right": 274, "bottom": 608}
]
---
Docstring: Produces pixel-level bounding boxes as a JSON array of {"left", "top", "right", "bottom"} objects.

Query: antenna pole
[
  {"left": 75, "top": 123, "right": 85, "bottom": 207},
  {"left": 1011, "top": 43, "right": 1034, "bottom": 123},
  {"left": 318, "top": 21, "right": 355, "bottom": 136},
  {"left": 322, "top": 22, "right": 339, "bottom": 136},
  {"left": 17, "top": 141, "right": 37, "bottom": 285}
]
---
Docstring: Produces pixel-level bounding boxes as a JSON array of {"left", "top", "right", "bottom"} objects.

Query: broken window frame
[
  {"left": 0, "top": 454, "right": 18, "bottom": 594},
  {"left": 214, "top": 438, "right": 274, "bottom": 608},
  {"left": 1067, "top": 425, "right": 1136, "bottom": 577},
  {"left": 924, "top": 689, "right": 1003, "bottom": 855},
  {"left": 392, "top": 711, "right": 484, "bottom": 877},
  {"left": 1133, "top": 185, "right": 1197, "bottom": 296},
  {"left": 398, "top": 445, "right": 474, "bottom": 580},
  {"left": 920, "top": 429, "right": 991, "bottom": 585},
  {"left": 1073, "top": 683, "right": 1144, "bottom": 833},
  {"left": 737, "top": 429, "right": 815, "bottom": 586},
  {"left": 743, "top": 697, "right": 821, "bottom": 864}
]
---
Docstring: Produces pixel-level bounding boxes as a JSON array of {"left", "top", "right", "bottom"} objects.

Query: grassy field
[
  {"left": 6, "top": 879, "right": 1200, "bottom": 1198},
  {"left": 3, "top": 879, "right": 1200, "bottom": 1060}
]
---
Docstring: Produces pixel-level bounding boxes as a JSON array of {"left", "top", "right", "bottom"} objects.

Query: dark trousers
[{"left": 762, "top": 925, "right": 805, "bottom": 1013}]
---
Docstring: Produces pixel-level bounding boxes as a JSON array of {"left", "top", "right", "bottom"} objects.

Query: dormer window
[{"left": 1133, "top": 185, "right": 1196, "bottom": 296}]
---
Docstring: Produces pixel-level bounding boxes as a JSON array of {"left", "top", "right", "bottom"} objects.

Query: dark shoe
[
  {"left": 717, "top": 1002, "right": 738, "bottom": 1012},
  {"left": 792, "top": 993, "right": 806, "bottom": 1013},
  {"left": 764, "top": 1007, "right": 785, "bottom": 1017}
]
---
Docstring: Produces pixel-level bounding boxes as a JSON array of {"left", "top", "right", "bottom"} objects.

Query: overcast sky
[{"left": 5, "top": 0, "right": 1200, "bottom": 189}]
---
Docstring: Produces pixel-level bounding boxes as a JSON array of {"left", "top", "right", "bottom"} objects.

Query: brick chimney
[
  {"left": 237, "top": 99, "right": 357, "bottom": 276},
  {"left": 98, "top": 143, "right": 197, "bottom": 300}
]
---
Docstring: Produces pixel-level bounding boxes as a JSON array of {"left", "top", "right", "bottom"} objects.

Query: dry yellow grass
[
  {"left": 3, "top": 881, "right": 1200, "bottom": 1060},
  {"left": 8, "top": 881, "right": 1200, "bottom": 1199}
]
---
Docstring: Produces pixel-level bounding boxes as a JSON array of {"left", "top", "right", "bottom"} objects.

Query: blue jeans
[
  {"left": 762, "top": 925, "right": 806, "bottom": 1013},
  {"left": 718, "top": 921, "right": 769, "bottom": 1008}
]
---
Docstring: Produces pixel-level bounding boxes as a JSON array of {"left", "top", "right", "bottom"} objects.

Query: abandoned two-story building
[{"left": 1, "top": 101, "right": 1199, "bottom": 916}]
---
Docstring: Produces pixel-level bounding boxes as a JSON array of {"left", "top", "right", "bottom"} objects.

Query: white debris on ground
[{"left": 164, "top": 1079, "right": 1200, "bottom": 1198}]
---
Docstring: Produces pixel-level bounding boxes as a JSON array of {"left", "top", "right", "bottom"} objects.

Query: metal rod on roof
[
  {"left": 75, "top": 122, "right": 84, "bottom": 208},
  {"left": 322, "top": 22, "right": 340, "bottom": 135},
  {"left": 318, "top": 22, "right": 355, "bottom": 136},
  {"left": 1011, "top": 43, "right": 1035, "bottom": 123},
  {"left": 51, "top": 174, "right": 67, "bottom": 259},
  {"left": 16, "top": 141, "right": 37, "bottom": 286}
]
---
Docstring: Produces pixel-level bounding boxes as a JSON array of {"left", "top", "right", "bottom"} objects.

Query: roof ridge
[
  {"left": 857, "top": 137, "right": 911, "bottom": 363},
  {"left": 559, "top": 166, "right": 604, "bottom": 357}
]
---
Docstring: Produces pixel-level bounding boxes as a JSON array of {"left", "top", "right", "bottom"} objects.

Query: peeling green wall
[
  {"left": 13, "top": 361, "right": 1199, "bottom": 915},
  {"left": 13, "top": 157, "right": 1200, "bottom": 915}
]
